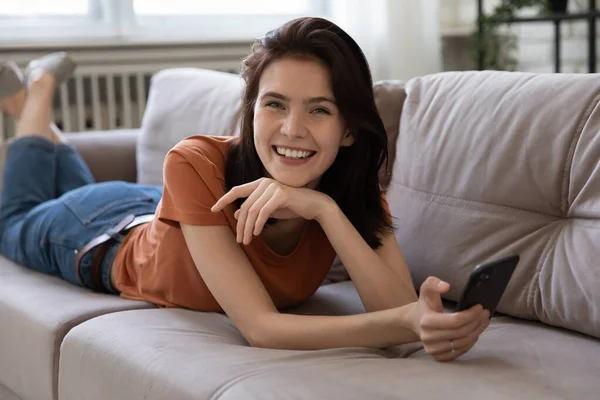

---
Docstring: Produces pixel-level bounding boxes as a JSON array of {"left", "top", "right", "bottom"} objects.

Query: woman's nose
[{"left": 281, "top": 112, "right": 307, "bottom": 138}]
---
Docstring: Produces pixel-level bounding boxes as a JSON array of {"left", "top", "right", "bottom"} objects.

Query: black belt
[{"left": 74, "top": 214, "right": 154, "bottom": 292}]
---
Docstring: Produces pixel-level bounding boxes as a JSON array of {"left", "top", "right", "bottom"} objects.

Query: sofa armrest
[{"left": 64, "top": 129, "right": 140, "bottom": 183}]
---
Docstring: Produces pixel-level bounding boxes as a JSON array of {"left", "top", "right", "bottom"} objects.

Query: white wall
[{"left": 439, "top": 0, "right": 599, "bottom": 73}]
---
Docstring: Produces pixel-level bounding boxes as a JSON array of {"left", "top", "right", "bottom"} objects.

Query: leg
[
  {"left": 0, "top": 73, "right": 69, "bottom": 241},
  {"left": 2, "top": 73, "right": 94, "bottom": 197},
  {"left": 55, "top": 141, "right": 95, "bottom": 196},
  {"left": 19, "top": 70, "right": 95, "bottom": 194},
  {"left": 15, "top": 72, "right": 57, "bottom": 141}
]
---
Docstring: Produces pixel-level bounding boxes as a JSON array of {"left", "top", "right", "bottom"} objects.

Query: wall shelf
[{"left": 476, "top": 0, "right": 598, "bottom": 72}]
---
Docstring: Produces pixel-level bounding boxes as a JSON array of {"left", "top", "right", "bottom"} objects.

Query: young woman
[{"left": 0, "top": 17, "right": 489, "bottom": 361}]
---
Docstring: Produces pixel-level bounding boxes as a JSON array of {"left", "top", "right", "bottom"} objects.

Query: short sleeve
[{"left": 157, "top": 149, "right": 229, "bottom": 227}]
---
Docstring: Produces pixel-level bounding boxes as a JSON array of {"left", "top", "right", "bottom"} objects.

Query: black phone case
[{"left": 455, "top": 255, "right": 520, "bottom": 317}]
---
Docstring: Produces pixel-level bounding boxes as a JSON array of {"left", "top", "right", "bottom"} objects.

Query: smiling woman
[{"left": 0, "top": 17, "right": 490, "bottom": 361}]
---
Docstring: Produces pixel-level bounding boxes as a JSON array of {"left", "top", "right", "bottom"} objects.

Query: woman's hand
[
  {"left": 211, "top": 178, "right": 333, "bottom": 245},
  {"left": 410, "top": 277, "right": 490, "bottom": 362}
]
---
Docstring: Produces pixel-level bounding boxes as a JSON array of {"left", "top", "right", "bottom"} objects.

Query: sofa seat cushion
[
  {"left": 0, "top": 382, "right": 22, "bottom": 400},
  {"left": 0, "top": 257, "right": 153, "bottom": 400},
  {"left": 388, "top": 71, "right": 600, "bottom": 338},
  {"left": 58, "top": 281, "right": 600, "bottom": 400}
]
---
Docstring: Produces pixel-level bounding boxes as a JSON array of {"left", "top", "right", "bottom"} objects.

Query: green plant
[{"left": 476, "top": 0, "right": 558, "bottom": 70}]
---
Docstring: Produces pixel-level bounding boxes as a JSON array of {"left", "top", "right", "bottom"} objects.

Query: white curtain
[{"left": 329, "top": 0, "right": 442, "bottom": 82}]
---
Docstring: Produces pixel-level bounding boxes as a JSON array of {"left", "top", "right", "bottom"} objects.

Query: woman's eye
[
  {"left": 312, "top": 107, "right": 331, "bottom": 115},
  {"left": 266, "top": 101, "right": 283, "bottom": 109}
]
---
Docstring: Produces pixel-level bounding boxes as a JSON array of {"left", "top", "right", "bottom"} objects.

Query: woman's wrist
[
  {"left": 403, "top": 301, "right": 422, "bottom": 339},
  {"left": 314, "top": 194, "right": 339, "bottom": 224}
]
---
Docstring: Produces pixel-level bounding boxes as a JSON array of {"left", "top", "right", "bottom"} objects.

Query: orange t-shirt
[{"left": 111, "top": 135, "right": 337, "bottom": 312}]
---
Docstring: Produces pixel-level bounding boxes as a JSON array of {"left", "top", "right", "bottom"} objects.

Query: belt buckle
[{"left": 106, "top": 214, "right": 136, "bottom": 239}]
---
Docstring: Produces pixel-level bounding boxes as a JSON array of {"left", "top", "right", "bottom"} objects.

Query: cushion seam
[
  {"left": 526, "top": 222, "right": 562, "bottom": 320},
  {"left": 392, "top": 183, "right": 560, "bottom": 222},
  {"left": 561, "top": 91, "right": 600, "bottom": 214}
]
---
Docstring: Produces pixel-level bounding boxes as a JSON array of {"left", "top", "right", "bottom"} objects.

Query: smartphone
[{"left": 455, "top": 254, "right": 520, "bottom": 317}]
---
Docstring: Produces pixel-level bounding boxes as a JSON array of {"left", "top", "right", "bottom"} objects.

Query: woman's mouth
[{"left": 272, "top": 146, "right": 316, "bottom": 160}]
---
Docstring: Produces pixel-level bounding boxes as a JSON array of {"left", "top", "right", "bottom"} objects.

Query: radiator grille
[{"left": 0, "top": 43, "right": 250, "bottom": 143}]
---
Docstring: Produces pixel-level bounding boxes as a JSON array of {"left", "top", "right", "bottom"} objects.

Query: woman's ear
[{"left": 340, "top": 129, "right": 355, "bottom": 147}]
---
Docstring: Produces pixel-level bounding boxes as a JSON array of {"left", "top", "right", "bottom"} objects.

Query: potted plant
[{"left": 476, "top": 0, "right": 570, "bottom": 70}]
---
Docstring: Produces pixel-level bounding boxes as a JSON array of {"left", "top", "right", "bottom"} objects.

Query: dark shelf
[
  {"left": 477, "top": 0, "right": 598, "bottom": 73},
  {"left": 498, "top": 11, "right": 600, "bottom": 23}
]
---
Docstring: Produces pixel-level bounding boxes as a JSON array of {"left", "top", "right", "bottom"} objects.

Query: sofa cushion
[
  {"left": 137, "top": 68, "right": 244, "bottom": 186},
  {"left": 387, "top": 71, "right": 600, "bottom": 338},
  {"left": 0, "top": 257, "right": 152, "bottom": 400},
  {"left": 373, "top": 80, "right": 406, "bottom": 190},
  {"left": 65, "top": 129, "right": 140, "bottom": 183},
  {"left": 0, "top": 383, "right": 21, "bottom": 400},
  {"left": 58, "top": 281, "right": 600, "bottom": 400}
]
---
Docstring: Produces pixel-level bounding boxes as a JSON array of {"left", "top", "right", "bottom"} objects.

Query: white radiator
[{"left": 0, "top": 43, "right": 251, "bottom": 142}]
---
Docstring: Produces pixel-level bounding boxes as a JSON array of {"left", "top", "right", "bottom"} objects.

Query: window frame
[{"left": 0, "top": 0, "right": 330, "bottom": 46}]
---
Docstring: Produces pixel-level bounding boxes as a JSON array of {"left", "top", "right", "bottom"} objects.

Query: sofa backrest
[
  {"left": 387, "top": 71, "right": 600, "bottom": 339},
  {"left": 137, "top": 68, "right": 406, "bottom": 189},
  {"left": 137, "top": 68, "right": 244, "bottom": 186}
]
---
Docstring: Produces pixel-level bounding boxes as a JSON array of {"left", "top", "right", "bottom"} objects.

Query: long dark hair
[{"left": 224, "top": 17, "right": 392, "bottom": 248}]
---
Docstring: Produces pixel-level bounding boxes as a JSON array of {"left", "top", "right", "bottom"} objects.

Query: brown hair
[{"left": 224, "top": 17, "right": 392, "bottom": 248}]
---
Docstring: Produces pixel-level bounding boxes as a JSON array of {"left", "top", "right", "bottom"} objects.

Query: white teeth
[{"left": 275, "top": 146, "right": 314, "bottom": 159}]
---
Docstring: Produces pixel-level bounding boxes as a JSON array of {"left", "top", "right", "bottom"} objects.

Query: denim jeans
[{"left": 0, "top": 136, "right": 162, "bottom": 292}]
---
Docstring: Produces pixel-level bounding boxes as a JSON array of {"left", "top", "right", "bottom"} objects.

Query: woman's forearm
[
  {"left": 251, "top": 303, "right": 420, "bottom": 350},
  {"left": 316, "top": 200, "right": 417, "bottom": 312}
]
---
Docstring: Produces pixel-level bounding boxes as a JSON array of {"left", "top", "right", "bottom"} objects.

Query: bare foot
[{"left": 0, "top": 88, "right": 26, "bottom": 119}]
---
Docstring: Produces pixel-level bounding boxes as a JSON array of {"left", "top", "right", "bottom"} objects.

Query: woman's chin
[
  {"left": 277, "top": 178, "right": 310, "bottom": 188},
  {"left": 273, "top": 174, "right": 317, "bottom": 189}
]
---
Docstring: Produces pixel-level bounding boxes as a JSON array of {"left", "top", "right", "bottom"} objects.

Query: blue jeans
[{"left": 0, "top": 136, "right": 162, "bottom": 293}]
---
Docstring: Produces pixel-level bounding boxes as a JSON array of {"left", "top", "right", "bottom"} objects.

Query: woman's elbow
[{"left": 241, "top": 315, "right": 279, "bottom": 349}]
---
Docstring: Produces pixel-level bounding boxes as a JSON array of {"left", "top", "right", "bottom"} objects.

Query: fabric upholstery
[
  {"left": 0, "top": 382, "right": 22, "bottom": 400},
  {"left": 65, "top": 129, "right": 140, "bottom": 183},
  {"left": 387, "top": 71, "right": 600, "bottom": 338},
  {"left": 58, "top": 281, "right": 600, "bottom": 400},
  {"left": 137, "top": 68, "right": 244, "bottom": 186},
  {"left": 0, "top": 256, "right": 152, "bottom": 400},
  {"left": 373, "top": 80, "right": 406, "bottom": 190}
]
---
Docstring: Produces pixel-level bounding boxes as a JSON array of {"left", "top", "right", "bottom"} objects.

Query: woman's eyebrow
[
  {"left": 262, "top": 91, "right": 337, "bottom": 106},
  {"left": 262, "top": 91, "right": 288, "bottom": 101},
  {"left": 306, "top": 96, "right": 337, "bottom": 105}
]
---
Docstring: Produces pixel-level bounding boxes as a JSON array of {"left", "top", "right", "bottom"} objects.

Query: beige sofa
[{"left": 1, "top": 68, "right": 599, "bottom": 400}]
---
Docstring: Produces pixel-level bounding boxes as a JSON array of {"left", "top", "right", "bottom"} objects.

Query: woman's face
[{"left": 253, "top": 56, "right": 353, "bottom": 189}]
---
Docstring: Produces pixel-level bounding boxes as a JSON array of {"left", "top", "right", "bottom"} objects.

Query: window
[
  {"left": 133, "top": 0, "right": 312, "bottom": 16},
  {"left": 0, "top": 0, "right": 330, "bottom": 45},
  {"left": 0, "top": 0, "right": 115, "bottom": 42}
]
